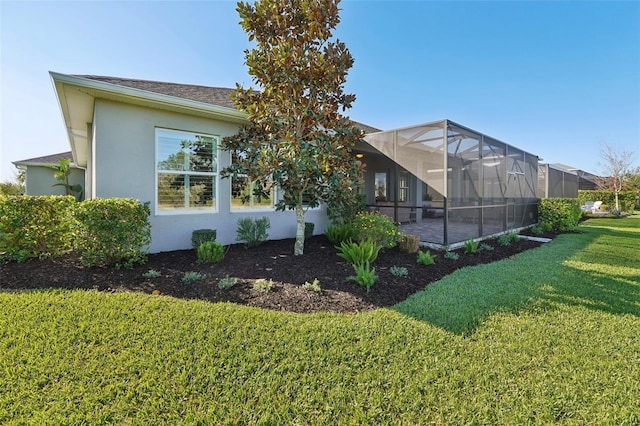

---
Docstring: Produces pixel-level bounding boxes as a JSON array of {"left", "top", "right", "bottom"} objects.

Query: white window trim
[
  {"left": 155, "top": 127, "right": 219, "bottom": 215},
  {"left": 230, "top": 175, "right": 276, "bottom": 212}
]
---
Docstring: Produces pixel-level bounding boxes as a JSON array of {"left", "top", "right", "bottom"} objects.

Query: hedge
[
  {"left": 0, "top": 196, "right": 150, "bottom": 267},
  {"left": 0, "top": 195, "right": 76, "bottom": 261},
  {"left": 578, "top": 190, "right": 638, "bottom": 212},
  {"left": 538, "top": 198, "right": 581, "bottom": 232},
  {"left": 73, "top": 199, "right": 151, "bottom": 267}
]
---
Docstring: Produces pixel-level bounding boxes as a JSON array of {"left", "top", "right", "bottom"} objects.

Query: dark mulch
[{"left": 0, "top": 235, "right": 548, "bottom": 314}]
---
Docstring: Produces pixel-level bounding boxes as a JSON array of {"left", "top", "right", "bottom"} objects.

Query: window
[
  {"left": 375, "top": 172, "right": 387, "bottom": 202},
  {"left": 231, "top": 176, "right": 274, "bottom": 210},
  {"left": 156, "top": 128, "right": 218, "bottom": 212},
  {"left": 399, "top": 171, "right": 409, "bottom": 202},
  {"left": 230, "top": 151, "right": 274, "bottom": 211}
]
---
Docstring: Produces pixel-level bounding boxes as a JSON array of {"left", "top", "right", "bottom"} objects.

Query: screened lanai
[{"left": 359, "top": 119, "right": 539, "bottom": 247}]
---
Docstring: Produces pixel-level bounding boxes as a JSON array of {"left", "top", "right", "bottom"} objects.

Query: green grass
[{"left": 1, "top": 216, "right": 639, "bottom": 424}]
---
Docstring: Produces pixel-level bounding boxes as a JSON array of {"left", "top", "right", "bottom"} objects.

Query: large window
[{"left": 156, "top": 128, "right": 218, "bottom": 212}]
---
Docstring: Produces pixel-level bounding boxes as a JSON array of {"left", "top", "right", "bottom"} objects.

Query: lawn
[{"left": 1, "top": 216, "right": 639, "bottom": 424}]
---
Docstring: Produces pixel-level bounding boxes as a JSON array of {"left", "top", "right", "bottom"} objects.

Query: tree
[
  {"left": 221, "top": 0, "right": 364, "bottom": 255},
  {"left": 597, "top": 143, "right": 636, "bottom": 211},
  {"left": 46, "top": 159, "right": 83, "bottom": 200}
]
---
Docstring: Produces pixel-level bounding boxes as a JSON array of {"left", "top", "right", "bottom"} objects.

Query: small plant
[
  {"left": 463, "top": 237, "right": 479, "bottom": 254},
  {"left": 253, "top": 278, "right": 274, "bottom": 292},
  {"left": 192, "top": 229, "right": 217, "bottom": 249},
  {"left": 508, "top": 232, "right": 521, "bottom": 243},
  {"left": 335, "top": 239, "right": 381, "bottom": 265},
  {"left": 182, "top": 271, "right": 204, "bottom": 284},
  {"left": 479, "top": 243, "right": 494, "bottom": 252},
  {"left": 302, "top": 278, "right": 322, "bottom": 293},
  {"left": 399, "top": 234, "right": 420, "bottom": 253},
  {"left": 348, "top": 262, "right": 378, "bottom": 293},
  {"left": 540, "top": 222, "right": 553, "bottom": 233},
  {"left": 197, "top": 241, "right": 225, "bottom": 263},
  {"left": 530, "top": 225, "right": 544, "bottom": 236},
  {"left": 389, "top": 266, "right": 408, "bottom": 278},
  {"left": 218, "top": 275, "right": 238, "bottom": 290},
  {"left": 236, "top": 217, "right": 270, "bottom": 247},
  {"left": 352, "top": 211, "right": 402, "bottom": 248},
  {"left": 417, "top": 250, "right": 436, "bottom": 266},
  {"left": 444, "top": 251, "right": 459, "bottom": 261},
  {"left": 142, "top": 269, "right": 161, "bottom": 279},
  {"left": 325, "top": 223, "right": 358, "bottom": 244},
  {"left": 498, "top": 234, "right": 511, "bottom": 246}
]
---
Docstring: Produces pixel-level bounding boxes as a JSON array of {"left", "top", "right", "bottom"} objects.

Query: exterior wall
[
  {"left": 24, "top": 165, "right": 84, "bottom": 197},
  {"left": 92, "top": 99, "right": 329, "bottom": 253}
]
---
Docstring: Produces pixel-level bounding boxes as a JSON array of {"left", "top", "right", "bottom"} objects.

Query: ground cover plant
[{"left": 1, "top": 215, "right": 638, "bottom": 423}]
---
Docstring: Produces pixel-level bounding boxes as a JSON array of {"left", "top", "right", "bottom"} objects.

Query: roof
[
  {"left": 75, "top": 75, "right": 237, "bottom": 109},
  {"left": 75, "top": 74, "right": 381, "bottom": 133},
  {"left": 13, "top": 151, "right": 75, "bottom": 167}
]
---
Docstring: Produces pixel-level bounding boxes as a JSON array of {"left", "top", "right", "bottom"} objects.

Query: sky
[{"left": 1, "top": 0, "right": 639, "bottom": 182}]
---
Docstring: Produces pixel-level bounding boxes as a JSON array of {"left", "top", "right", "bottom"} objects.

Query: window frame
[{"left": 155, "top": 127, "right": 219, "bottom": 215}]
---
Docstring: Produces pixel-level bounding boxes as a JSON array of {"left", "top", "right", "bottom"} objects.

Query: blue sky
[{"left": 1, "top": 0, "right": 639, "bottom": 182}]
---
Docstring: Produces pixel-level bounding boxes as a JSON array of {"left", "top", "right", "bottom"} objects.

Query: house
[
  {"left": 13, "top": 151, "right": 83, "bottom": 196},
  {"left": 23, "top": 72, "right": 543, "bottom": 252}
]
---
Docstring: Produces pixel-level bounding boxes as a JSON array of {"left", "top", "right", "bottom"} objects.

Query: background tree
[
  {"left": 597, "top": 143, "right": 636, "bottom": 211},
  {"left": 0, "top": 170, "right": 25, "bottom": 196},
  {"left": 221, "top": 0, "right": 364, "bottom": 255}
]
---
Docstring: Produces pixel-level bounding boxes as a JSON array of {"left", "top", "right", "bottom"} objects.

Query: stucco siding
[
  {"left": 25, "top": 165, "right": 84, "bottom": 197},
  {"left": 92, "top": 99, "right": 329, "bottom": 253}
]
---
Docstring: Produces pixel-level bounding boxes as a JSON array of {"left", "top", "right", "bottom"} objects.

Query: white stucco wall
[
  {"left": 25, "top": 166, "right": 85, "bottom": 197},
  {"left": 92, "top": 99, "right": 330, "bottom": 253}
]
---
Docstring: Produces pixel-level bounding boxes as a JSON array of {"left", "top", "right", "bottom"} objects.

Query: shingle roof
[
  {"left": 75, "top": 75, "right": 381, "bottom": 133},
  {"left": 14, "top": 151, "right": 74, "bottom": 166},
  {"left": 75, "top": 75, "right": 237, "bottom": 109}
]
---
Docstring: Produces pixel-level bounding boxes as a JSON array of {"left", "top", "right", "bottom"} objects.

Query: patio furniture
[{"left": 580, "top": 201, "right": 594, "bottom": 212}]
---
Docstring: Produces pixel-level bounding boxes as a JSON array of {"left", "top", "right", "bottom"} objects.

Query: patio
[{"left": 359, "top": 119, "right": 540, "bottom": 248}]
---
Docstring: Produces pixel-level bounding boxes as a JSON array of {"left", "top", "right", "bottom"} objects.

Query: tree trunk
[{"left": 294, "top": 203, "right": 306, "bottom": 255}]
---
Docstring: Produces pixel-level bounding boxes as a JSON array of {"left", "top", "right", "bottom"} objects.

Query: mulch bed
[{"left": 0, "top": 235, "right": 548, "bottom": 314}]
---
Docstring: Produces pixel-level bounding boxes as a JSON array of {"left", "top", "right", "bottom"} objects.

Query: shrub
[
  {"left": 304, "top": 222, "right": 315, "bottom": 239},
  {"left": 302, "top": 278, "right": 322, "bottom": 293},
  {"left": 0, "top": 195, "right": 76, "bottom": 261},
  {"left": 479, "top": 243, "right": 494, "bottom": 252},
  {"left": 253, "top": 278, "right": 274, "bottom": 292},
  {"left": 399, "top": 234, "right": 420, "bottom": 253},
  {"left": 236, "top": 217, "right": 270, "bottom": 247},
  {"left": 197, "top": 241, "right": 225, "bottom": 263},
  {"left": 142, "top": 269, "right": 161, "bottom": 279},
  {"left": 538, "top": 198, "right": 581, "bottom": 232},
  {"left": 497, "top": 234, "right": 512, "bottom": 247},
  {"left": 352, "top": 211, "right": 402, "bottom": 249},
  {"left": 417, "top": 250, "right": 436, "bottom": 266},
  {"left": 182, "top": 271, "right": 204, "bottom": 284},
  {"left": 73, "top": 199, "right": 151, "bottom": 267},
  {"left": 389, "top": 266, "right": 408, "bottom": 278},
  {"left": 335, "top": 240, "right": 381, "bottom": 265},
  {"left": 192, "top": 229, "right": 217, "bottom": 249},
  {"left": 325, "top": 223, "right": 358, "bottom": 244},
  {"left": 348, "top": 262, "right": 377, "bottom": 293},
  {"left": 530, "top": 225, "right": 544, "bottom": 236},
  {"left": 540, "top": 222, "right": 553, "bottom": 233},
  {"left": 444, "top": 251, "right": 459, "bottom": 261},
  {"left": 463, "top": 237, "right": 479, "bottom": 254},
  {"left": 218, "top": 275, "right": 238, "bottom": 290}
]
